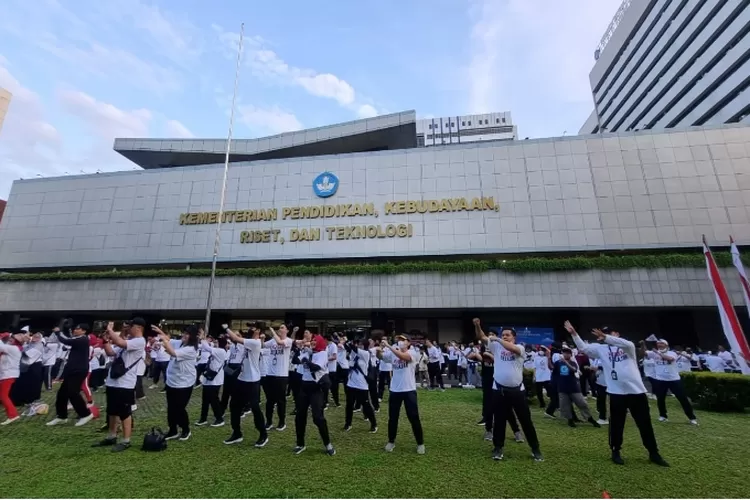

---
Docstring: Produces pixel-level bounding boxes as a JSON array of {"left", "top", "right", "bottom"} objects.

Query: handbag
[
  {"left": 203, "top": 354, "right": 218, "bottom": 381},
  {"left": 109, "top": 353, "right": 143, "bottom": 380},
  {"left": 141, "top": 427, "right": 168, "bottom": 452}
]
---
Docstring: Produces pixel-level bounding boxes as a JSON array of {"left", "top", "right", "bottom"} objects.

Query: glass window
[
  {"left": 468, "top": 121, "right": 472, "bottom": 126},
  {"left": 462, "top": 121, "right": 465, "bottom": 126}
]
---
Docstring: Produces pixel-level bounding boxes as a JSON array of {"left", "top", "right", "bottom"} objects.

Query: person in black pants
[
  {"left": 425, "top": 340, "right": 444, "bottom": 390},
  {"left": 294, "top": 335, "right": 335, "bottom": 455},
  {"left": 220, "top": 340, "right": 245, "bottom": 413},
  {"left": 474, "top": 319, "right": 542, "bottom": 461},
  {"left": 223, "top": 325, "right": 268, "bottom": 447},
  {"left": 263, "top": 324, "right": 296, "bottom": 431},
  {"left": 47, "top": 323, "right": 93, "bottom": 427},
  {"left": 567, "top": 321, "right": 668, "bottom": 467},
  {"left": 343, "top": 339, "right": 377, "bottom": 432},
  {"left": 155, "top": 325, "right": 199, "bottom": 441},
  {"left": 197, "top": 337, "right": 228, "bottom": 426},
  {"left": 643, "top": 340, "right": 698, "bottom": 424},
  {"left": 367, "top": 346, "right": 381, "bottom": 412}
]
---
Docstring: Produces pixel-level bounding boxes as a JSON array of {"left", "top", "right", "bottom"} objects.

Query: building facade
[
  {"left": 415, "top": 112, "right": 516, "bottom": 147},
  {"left": 580, "top": 0, "right": 750, "bottom": 135},
  {"left": 1, "top": 112, "right": 749, "bottom": 346},
  {"left": 0, "top": 87, "right": 11, "bottom": 134}
]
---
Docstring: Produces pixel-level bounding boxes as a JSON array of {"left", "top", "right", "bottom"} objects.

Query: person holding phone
[{"left": 565, "top": 321, "right": 668, "bottom": 467}]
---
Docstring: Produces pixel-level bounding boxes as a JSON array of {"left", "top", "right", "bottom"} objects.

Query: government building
[{"left": 1, "top": 110, "right": 749, "bottom": 347}]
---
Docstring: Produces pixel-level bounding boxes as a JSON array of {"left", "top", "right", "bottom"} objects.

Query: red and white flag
[{"left": 704, "top": 238, "right": 750, "bottom": 375}]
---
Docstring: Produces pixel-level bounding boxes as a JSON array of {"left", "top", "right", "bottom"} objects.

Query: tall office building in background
[
  {"left": 416, "top": 112, "right": 517, "bottom": 147},
  {"left": 580, "top": 0, "right": 750, "bottom": 134},
  {"left": 0, "top": 87, "right": 11, "bottom": 134}
]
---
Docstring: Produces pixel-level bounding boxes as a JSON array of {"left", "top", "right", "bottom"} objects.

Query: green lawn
[{"left": 0, "top": 385, "right": 748, "bottom": 498}]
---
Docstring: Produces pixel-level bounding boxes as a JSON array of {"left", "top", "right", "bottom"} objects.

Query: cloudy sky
[{"left": 0, "top": 0, "right": 623, "bottom": 199}]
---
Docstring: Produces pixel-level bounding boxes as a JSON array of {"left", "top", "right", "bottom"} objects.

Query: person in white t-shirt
[
  {"left": 368, "top": 340, "right": 382, "bottom": 412},
  {"left": 641, "top": 348, "right": 657, "bottom": 399},
  {"left": 155, "top": 325, "right": 199, "bottom": 441},
  {"left": 263, "top": 324, "right": 296, "bottom": 432},
  {"left": 94, "top": 319, "right": 147, "bottom": 452},
  {"left": 376, "top": 339, "right": 391, "bottom": 402},
  {"left": 717, "top": 345, "right": 738, "bottom": 371},
  {"left": 644, "top": 340, "right": 697, "bottom": 425},
  {"left": 474, "top": 319, "right": 542, "bottom": 462},
  {"left": 196, "top": 337, "right": 228, "bottom": 427},
  {"left": 379, "top": 335, "right": 425, "bottom": 455},
  {"left": 0, "top": 333, "right": 24, "bottom": 425},
  {"left": 566, "top": 321, "right": 668, "bottom": 467},
  {"left": 424, "top": 340, "right": 445, "bottom": 391},
  {"left": 590, "top": 357, "right": 609, "bottom": 425},
  {"left": 323, "top": 337, "right": 338, "bottom": 408},
  {"left": 704, "top": 351, "right": 727, "bottom": 373},
  {"left": 333, "top": 335, "right": 350, "bottom": 406},
  {"left": 532, "top": 348, "right": 552, "bottom": 408},
  {"left": 344, "top": 338, "right": 378, "bottom": 433},
  {"left": 223, "top": 324, "right": 268, "bottom": 447},
  {"left": 294, "top": 334, "right": 335, "bottom": 456},
  {"left": 149, "top": 338, "right": 171, "bottom": 391},
  {"left": 41, "top": 335, "right": 58, "bottom": 391}
]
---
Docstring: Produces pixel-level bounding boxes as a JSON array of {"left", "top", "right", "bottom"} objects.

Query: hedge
[
  {"left": 681, "top": 372, "right": 750, "bottom": 413},
  {"left": 0, "top": 251, "right": 740, "bottom": 282}
]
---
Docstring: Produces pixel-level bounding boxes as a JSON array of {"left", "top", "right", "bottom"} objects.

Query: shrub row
[
  {"left": 681, "top": 371, "right": 750, "bottom": 413},
  {"left": 0, "top": 252, "right": 740, "bottom": 282}
]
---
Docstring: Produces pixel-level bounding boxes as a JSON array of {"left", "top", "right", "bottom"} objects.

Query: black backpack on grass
[{"left": 142, "top": 427, "right": 168, "bottom": 452}]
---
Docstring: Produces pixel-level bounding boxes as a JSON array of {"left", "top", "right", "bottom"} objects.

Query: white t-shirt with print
[
  {"left": 260, "top": 347, "right": 271, "bottom": 378},
  {"left": 238, "top": 338, "right": 262, "bottom": 383},
  {"left": 347, "top": 348, "right": 370, "bottom": 391},
  {"left": 166, "top": 340, "right": 198, "bottom": 388},
  {"left": 264, "top": 337, "right": 294, "bottom": 377},
  {"left": 200, "top": 345, "right": 227, "bottom": 387},
  {"left": 383, "top": 348, "right": 417, "bottom": 393},
  {"left": 106, "top": 337, "right": 146, "bottom": 390},
  {"left": 572, "top": 335, "right": 646, "bottom": 395},
  {"left": 228, "top": 342, "right": 245, "bottom": 364},
  {"left": 336, "top": 344, "right": 349, "bottom": 369},
  {"left": 533, "top": 352, "right": 552, "bottom": 382},
  {"left": 302, "top": 350, "right": 328, "bottom": 383},
  {"left": 427, "top": 346, "right": 442, "bottom": 363},
  {"left": 488, "top": 339, "right": 524, "bottom": 388},
  {"left": 647, "top": 350, "right": 681, "bottom": 382},
  {"left": 642, "top": 356, "right": 656, "bottom": 379},
  {"left": 327, "top": 343, "right": 338, "bottom": 373}
]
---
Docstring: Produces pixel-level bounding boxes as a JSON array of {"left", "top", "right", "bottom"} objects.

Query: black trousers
[
  {"left": 344, "top": 387, "right": 376, "bottom": 428},
  {"left": 52, "top": 360, "right": 63, "bottom": 380},
  {"left": 492, "top": 387, "right": 539, "bottom": 451},
  {"left": 388, "top": 390, "right": 424, "bottom": 445},
  {"left": 368, "top": 374, "right": 380, "bottom": 411},
  {"left": 609, "top": 393, "right": 659, "bottom": 455},
  {"left": 545, "top": 382, "right": 559, "bottom": 414},
  {"left": 482, "top": 376, "right": 494, "bottom": 431},
  {"left": 200, "top": 384, "right": 223, "bottom": 422},
  {"left": 534, "top": 381, "right": 550, "bottom": 408},
  {"left": 448, "top": 359, "right": 458, "bottom": 380},
  {"left": 289, "top": 371, "right": 302, "bottom": 410},
  {"left": 135, "top": 375, "right": 145, "bottom": 400},
  {"left": 333, "top": 367, "right": 348, "bottom": 406},
  {"left": 377, "top": 371, "right": 390, "bottom": 399},
  {"left": 264, "top": 376, "right": 289, "bottom": 426},
  {"left": 151, "top": 361, "right": 169, "bottom": 385},
  {"left": 296, "top": 381, "right": 331, "bottom": 447},
  {"left": 230, "top": 380, "right": 266, "bottom": 440},
  {"left": 427, "top": 362, "right": 444, "bottom": 388},
  {"left": 579, "top": 370, "right": 592, "bottom": 396},
  {"left": 55, "top": 372, "right": 91, "bottom": 419},
  {"left": 166, "top": 385, "right": 193, "bottom": 434},
  {"left": 42, "top": 365, "right": 54, "bottom": 391},
  {"left": 652, "top": 379, "right": 696, "bottom": 420},
  {"left": 596, "top": 384, "right": 608, "bottom": 420},
  {"left": 320, "top": 374, "right": 331, "bottom": 408},
  {"left": 195, "top": 363, "right": 207, "bottom": 386},
  {"left": 220, "top": 367, "right": 240, "bottom": 412}
]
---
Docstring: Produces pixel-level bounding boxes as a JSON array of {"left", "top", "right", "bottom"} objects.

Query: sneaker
[
  {"left": 111, "top": 442, "right": 131, "bottom": 452},
  {"left": 179, "top": 431, "right": 191, "bottom": 441},
  {"left": 689, "top": 419, "right": 699, "bottom": 426},
  {"left": 211, "top": 419, "right": 226, "bottom": 428},
  {"left": 611, "top": 451, "right": 625, "bottom": 465},
  {"left": 514, "top": 431, "right": 524, "bottom": 443},
  {"left": 483, "top": 431, "right": 493, "bottom": 441},
  {"left": 243, "top": 410, "right": 253, "bottom": 417},
  {"left": 649, "top": 454, "right": 670, "bottom": 467},
  {"left": 588, "top": 417, "right": 601, "bottom": 428},
  {"left": 265, "top": 423, "right": 275, "bottom": 431},
  {"left": 276, "top": 424, "right": 287, "bottom": 432},
  {"left": 477, "top": 419, "right": 486, "bottom": 426},
  {"left": 543, "top": 412, "right": 556, "bottom": 419},
  {"left": 531, "top": 449, "right": 544, "bottom": 462},
  {"left": 375, "top": 408, "right": 380, "bottom": 413},
  {"left": 567, "top": 419, "right": 576, "bottom": 428},
  {"left": 131, "top": 404, "right": 138, "bottom": 412},
  {"left": 255, "top": 436, "right": 269, "bottom": 448},
  {"left": 148, "top": 384, "right": 158, "bottom": 389},
  {"left": 75, "top": 413, "right": 94, "bottom": 427},
  {"left": 385, "top": 442, "right": 396, "bottom": 452},
  {"left": 92, "top": 437, "right": 117, "bottom": 447},
  {"left": 353, "top": 408, "right": 361, "bottom": 413},
  {"left": 658, "top": 416, "right": 668, "bottom": 422},
  {"left": 159, "top": 389, "right": 166, "bottom": 394},
  {"left": 223, "top": 433, "right": 243, "bottom": 445},
  {"left": 416, "top": 444, "right": 426, "bottom": 455},
  {"left": 1, "top": 416, "right": 20, "bottom": 426},
  {"left": 164, "top": 431, "right": 180, "bottom": 441},
  {"left": 326, "top": 445, "right": 336, "bottom": 456},
  {"left": 46, "top": 418, "right": 68, "bottom": 426},
  {"left": 343, "top": 425, "right": 352, "bottom": 432},
  {"left": 67, "top": 403, "right": 73, "bottom": 410},
  {"left": 293, "top": 445, "right": 306, "bottom": 455},
  {"left": 492, "top": 447, "right": 504, "bottom": 461},
  {"left": 596, "top": 419, "right": 609, "bottom": 425},
  {"left": 195, "top": 420, "right": 208, "bottom": 427},
  {"left": 370, "top": 426, "right": 378, "bottom": 433}
]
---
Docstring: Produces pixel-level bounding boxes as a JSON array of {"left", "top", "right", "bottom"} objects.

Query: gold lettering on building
[
  {"left": 384, "top": 197, "right": 497, "bottom": 215},
  {"left": 282, "top": 203, "right": 376, "bottom": 220},
  {"left": 324, "top": 224, "right": 412, "bottom": 241}
]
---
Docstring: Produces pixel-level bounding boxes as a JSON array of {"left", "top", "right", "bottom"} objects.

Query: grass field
[{"left": 0, "top": 384, "right": 748, "bottom": 498}]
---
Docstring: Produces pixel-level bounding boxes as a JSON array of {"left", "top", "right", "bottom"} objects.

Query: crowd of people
[{"left": 0, "top": 316, "right": 746, "bottom": 464}]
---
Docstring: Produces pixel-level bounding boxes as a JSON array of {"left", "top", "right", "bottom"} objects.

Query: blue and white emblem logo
[{"left": 312, "top": 172, "right": 339, "bottom": 198}]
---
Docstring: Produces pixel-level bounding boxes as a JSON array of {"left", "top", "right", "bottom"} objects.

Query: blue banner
[{"left": 488, "top": 326, "right": 555, "bottom": 347}]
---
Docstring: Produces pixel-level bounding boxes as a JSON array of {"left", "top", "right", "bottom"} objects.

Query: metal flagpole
[{"left": 204, "top": 22, "right": 244, "bottom": 335}]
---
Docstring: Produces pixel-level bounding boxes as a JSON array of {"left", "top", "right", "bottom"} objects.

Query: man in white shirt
[
  {"left": 566, "top": 321, "right": 668, "bottom": 467},
  {"left": 223, "top": 324, "right": 268, "bottom": 448},
  {"left": 263, "top": 324, "right": 296, "bottom": 432},
  {"left": 643, "top": 340, "right": 697, "bottom": 425},
  {"left": 94, "top": 318, "right": 146, "bottom": 452},
  {"left": 533, "top": 348, "right": 552, "bottom": 408},
  {"left": 425, "top": 340, "right": 445, "bottom": 391},
  {"left": 41, "top": 335, "right": 58, "bottom": 391},
  {"left": 324, "top": 337, "right": 339, "bottom": 408},
  {"left": 717, "top": 345, "right": 738, "bottom": 372},
  {"left": 379, "top": 335, "right": 425, "bottom": 455},
  {"left": 148, "top": 338, "right": 171, "bottom": 391}
]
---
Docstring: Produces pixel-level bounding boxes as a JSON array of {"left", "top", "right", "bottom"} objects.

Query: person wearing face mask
[
  {"left": 294, "top": 334, "right": 335, "bottom": 456},
  {"left": 643, "top": 339, "right": 697, "bottom": 425},
  {"left": 263, "top": 324, "right": 296, "bottom": 432},
  {"left": 0, "top": 332, "right": 24, "bottom": 425},
  {"left": 424, "top": 339, "right": 445, "bottom": 391},
  {"left": 196, "top": 336, "right": 228, "bottom": 428},
  {"left": 47, "top": 324, "right": 94, "bottom": 427},
  {"left": 566, "top": 321, "right": 668, "bottom": 467},
  {"left": 532, "top": 346, "right": 552, "bottom": 408},
  {"left": 379, "top": 335, "right": 425, "bottom": 455},
  {"left": 547, "top": 347, "right": 600, "bottom": 429},
  {"left": 223, "top": 324, "right": 268, "bottom": 447},
  {"left": 343, "top": 337, "right": 378, "bottom": 433},
  {"left": 474, "top": 319, "right": 543, "bottom": 462}
]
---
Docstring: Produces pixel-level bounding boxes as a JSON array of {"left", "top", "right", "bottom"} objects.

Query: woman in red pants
[{"left": 0, "top": 332, "right": 24, "bottom": 425}]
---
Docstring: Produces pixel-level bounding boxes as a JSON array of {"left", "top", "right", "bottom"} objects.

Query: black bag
[
  {"left": 141, "top": 427, "right": 168, "bottom": 452},
  {"left": 109, "top": 354, "right": 143, "bottom": 380},
  {"left": 98, "top": 353, "right": 106, "bottom": 366},
  {"left": 203, "top": 355, "right": 218, "bottom": 381},
  {"left": 352, "top": 354, "right": 375, "bottom": 384}
]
